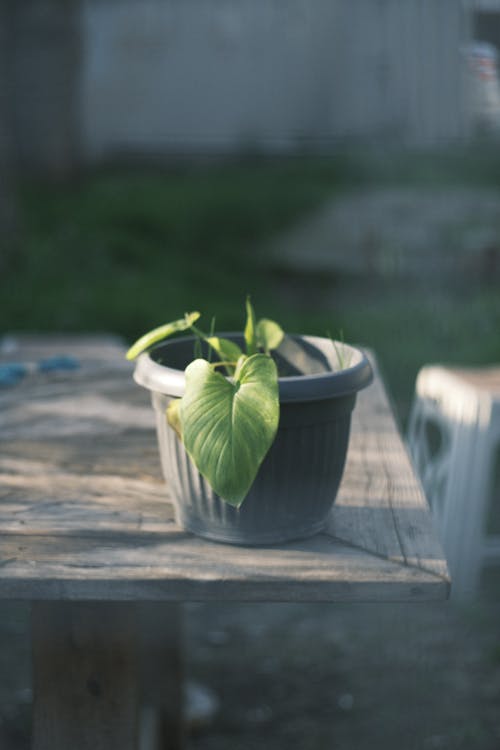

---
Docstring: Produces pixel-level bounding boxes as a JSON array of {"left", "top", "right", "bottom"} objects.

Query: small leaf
[
  {"left": 180, "top": 354, "right": 279, "bottom": 506},
  {"left": 244, "top": 296, "right": 257, "bottom": 355},
  {"left": 166, "top": 399, "right": 182, "bottom": 439},
  {"left": 205, "top": 337, "right": 243, "bottom": 365},
  {"left": 256, "top": 318, "right": 284, "bottom": 354},
  {"left": 126, "top": 312, "right": 201, "bottom": 360}
]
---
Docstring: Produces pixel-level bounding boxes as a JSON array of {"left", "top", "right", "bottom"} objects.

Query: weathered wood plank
[
  {"left": 32, "top": 601, "right": 139, "bottom": 750},
  {"left": 0, "top": 333, "right": 126, "bottom": 362},
  {"left": 0, "top": 335, "right": 449, "bottom": 603},
  {"left": 0, "top": 531, "right": 447, "bottom": 602},
  {"left": 330, "top": 353, "right": 449, "bottom": 582}
]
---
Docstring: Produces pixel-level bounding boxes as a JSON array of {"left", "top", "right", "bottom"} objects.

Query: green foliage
[{"left": 128, "top": 301, "right": 283, "bottom": 506}]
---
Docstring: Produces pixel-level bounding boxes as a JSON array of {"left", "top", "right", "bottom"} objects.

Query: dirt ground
[
  {"left": 268, "top": 186, "right": 500, "bottom": 283},
  {"left": 187, "top": 601, "right": 500, "bottom": 750},
  {"left": 1, "top": 600, "right": 500, "bottom": 750}
]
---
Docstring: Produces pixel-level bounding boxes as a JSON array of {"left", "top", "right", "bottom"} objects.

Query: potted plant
[{"left": 127, "top": 299, "right": 373, "bottom": 545}]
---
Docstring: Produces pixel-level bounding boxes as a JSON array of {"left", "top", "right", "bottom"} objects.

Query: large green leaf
[
  {"left": 126, "top": 312, "right": 200, "bottom": 360},
  {"left": 256, "top": 318, "right": 284, "bottom": 354},
  {"left": 180, "top": 354, "right": 279, "bottom": 506}
]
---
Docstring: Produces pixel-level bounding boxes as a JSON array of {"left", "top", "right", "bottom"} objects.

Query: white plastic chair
[{"left": 407, "top": 365, "right": 500, "bottom": 599}]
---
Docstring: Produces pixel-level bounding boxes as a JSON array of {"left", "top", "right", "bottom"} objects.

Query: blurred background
[{"left": 1, "top": 0, "right": 500, "bottom": 748}]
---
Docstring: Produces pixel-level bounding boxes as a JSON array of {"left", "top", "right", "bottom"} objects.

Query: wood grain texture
[
  {"left": 329, "top": 354, "right": 450, "bottom": 581},
  {"left": 0, "top": 335, "right": 450, "bottom": 603},
  {"left": 31, "top": 601, "right": 139, "bottom": 750}
]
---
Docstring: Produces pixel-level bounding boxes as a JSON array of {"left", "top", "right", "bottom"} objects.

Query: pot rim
[{"left": 133, "top": 333, "right": 373, "bottom": 403}]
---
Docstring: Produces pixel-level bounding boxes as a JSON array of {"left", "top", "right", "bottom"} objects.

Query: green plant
[{"left": 126, "top": 298, "right": 284, "bottom": 506}]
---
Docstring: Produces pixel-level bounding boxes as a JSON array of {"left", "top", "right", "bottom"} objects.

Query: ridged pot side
[
  {"left": 152, "top": 391, "right": 355, "bottom": 544},
  {"left": 134, "top": 334, "right": 373, "bottom": 546}
]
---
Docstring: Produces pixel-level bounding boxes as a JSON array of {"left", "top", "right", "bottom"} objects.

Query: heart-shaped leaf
[
  {"left": 126, "top": 311, "right": 200, "bottom": 360},
  {"left": 256, "top": 318, "right": 284, "bottom": 354},
  {"left": 180, "top": 354, "right": 279, "bottom": 506}
]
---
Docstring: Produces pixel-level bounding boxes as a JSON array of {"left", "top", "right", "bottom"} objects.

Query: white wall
[
  {"left": 81, "top": 0, "right": 470, "bottom": 160},
  {"left": 329, "top": 0, "right": 470, "bottom": 143}
]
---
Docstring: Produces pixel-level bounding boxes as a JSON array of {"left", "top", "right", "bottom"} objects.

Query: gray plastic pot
[{"left": 134, "top": 334, "right": 373, "bottom": 546}]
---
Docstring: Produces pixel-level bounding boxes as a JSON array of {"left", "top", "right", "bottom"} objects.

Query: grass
[
  {"left": 4, "top": 159, "right": 355, "bottom": 338},
  {"left": 330, "top": 280, "right": 500, "bottom": 425},
  {"left": 3, "top": 145, "right": 500, "bottom": 424}
]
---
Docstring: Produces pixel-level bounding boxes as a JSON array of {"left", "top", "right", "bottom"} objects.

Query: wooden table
[{"left": 0, "top": 335, "right": 450, "bottom": 750}]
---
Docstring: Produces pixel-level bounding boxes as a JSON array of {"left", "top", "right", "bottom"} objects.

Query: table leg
[
  {"left": 140, "top": 603, "right": 185, "bottom": 750},
  {"left": 31, "top": 601, "right": 139, "bottom": 750}
]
